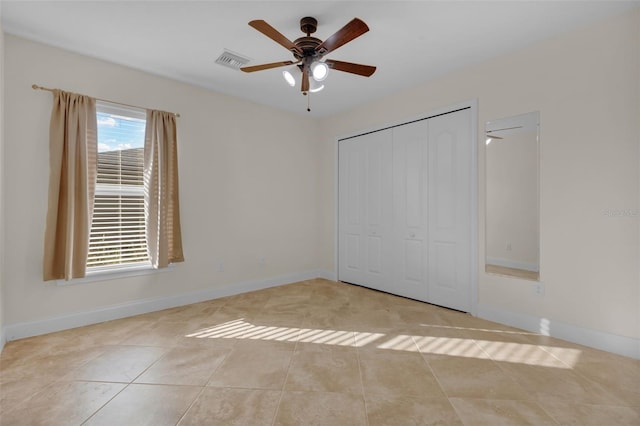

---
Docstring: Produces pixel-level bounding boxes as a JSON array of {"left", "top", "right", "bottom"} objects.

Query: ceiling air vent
[{"left": 215, "top": 49, "right": 251, "bottom": 70}]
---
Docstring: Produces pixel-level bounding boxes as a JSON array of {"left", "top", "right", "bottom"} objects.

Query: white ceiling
[{"left": 2, "top": 1, "right": 638, "bottom": 118}]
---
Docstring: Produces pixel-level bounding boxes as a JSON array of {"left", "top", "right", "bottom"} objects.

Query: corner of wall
[
  {"left": 0, "top": 1, "right": 6, "bottom": 354},
  {"left": 4, "top": 270, "right": 323, "bottom": 341}
]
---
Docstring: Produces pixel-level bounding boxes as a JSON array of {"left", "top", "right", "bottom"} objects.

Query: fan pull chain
[{"left": 307, "top": 92, "right": 311, "bottom": 112}]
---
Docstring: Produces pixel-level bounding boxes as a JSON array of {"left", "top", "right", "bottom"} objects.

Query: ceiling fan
[
  {"left": 485, "top": 126, "right": 524, "bottom": 140},
  {"left": 240, "top": 16, "right": 377, "bottom": 95}
]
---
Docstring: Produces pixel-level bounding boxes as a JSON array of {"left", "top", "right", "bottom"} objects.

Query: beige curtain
[
  {"left": 144, "top": 109, "right": 184, "bottom": 268},
  {"left": 43, "top": 90, "right": 97, "bottom": 281}
]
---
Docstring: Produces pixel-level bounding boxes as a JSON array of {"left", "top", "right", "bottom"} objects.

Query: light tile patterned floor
[{"left": 0, "top": 279, "right": 638, "bottom": 425}]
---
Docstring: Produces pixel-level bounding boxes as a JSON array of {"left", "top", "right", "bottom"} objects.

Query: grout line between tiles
[
  {"left": 355, "top": 340, "right": 371, "bottom": 426},
  {"left": 174, "top": 385, "right": 207, "bottom": 426},
  {"left": 529, "top": 398, "right": 563, "bottom": 426},
  {"left": 79, "top": 381, "right": 131, "bottom": 425},
  {"left": 269, "top": 308, "right": 304, "bottom": 426},
  {"left": 411, "top": 334, "right": 467, "bottom": 425}
]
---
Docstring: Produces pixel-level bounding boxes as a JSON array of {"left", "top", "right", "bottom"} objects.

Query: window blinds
[{"left": 87, "top": 102, "right": 149, "bottom": 270}]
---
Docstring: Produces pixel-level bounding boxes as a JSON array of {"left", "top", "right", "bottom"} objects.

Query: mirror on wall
[{"left": 485, "top": 111, "right": 540, "bottom": 281}]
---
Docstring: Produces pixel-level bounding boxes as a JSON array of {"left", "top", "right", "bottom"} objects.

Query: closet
[{"left": 338, "top": 107, "right": 474, "bottom": 312}]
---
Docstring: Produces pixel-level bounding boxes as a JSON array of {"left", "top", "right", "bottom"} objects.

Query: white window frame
[{"left": 86, "top": 102, "right": 151, "bottom": 277}]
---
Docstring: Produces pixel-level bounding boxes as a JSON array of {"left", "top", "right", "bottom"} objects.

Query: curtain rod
[{"left": 32, "top": 84, "right": 181, "bottom": 117}]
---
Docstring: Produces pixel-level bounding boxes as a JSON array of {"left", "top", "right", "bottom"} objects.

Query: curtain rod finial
[{"left": 32, "top": 84, "right": 39, "bottom": 90}]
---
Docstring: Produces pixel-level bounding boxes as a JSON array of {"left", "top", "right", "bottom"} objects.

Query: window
[{"left": 88, "top": 102, "right": 149, "bottom": 272}]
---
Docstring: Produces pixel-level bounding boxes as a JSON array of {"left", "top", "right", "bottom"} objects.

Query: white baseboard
[
  {"left": 11, "top": 272, "right": 635, "bottom": 360},
  {"left": 5, "top": 270, "right": 324, "bottom": 342},
  {"left": 477, "top": 304, "right": 640, "bottom": 359},
  {"left": 486, "top": 257, "right": 539, "bottom": 272}
]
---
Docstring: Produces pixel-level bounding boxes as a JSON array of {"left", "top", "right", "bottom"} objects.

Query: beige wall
[
  {"left": 3, "top": 35, "right": 321, "bottom": 328},
  {"left": 319, "top": 10, "right": 639, "bottom": 340}
]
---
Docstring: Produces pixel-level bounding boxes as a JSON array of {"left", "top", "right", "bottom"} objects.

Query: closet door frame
[{"left": 334, "top": 99, "right": 478, "bottom": 316}]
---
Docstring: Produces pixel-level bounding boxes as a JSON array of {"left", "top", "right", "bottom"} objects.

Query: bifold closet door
[
  {"left": 427, "top": 109, "right": 472, "bottom": 312},
  {"left": 338, "top": 107, "right": 473, "bottom": 312},
  {"left": 338, "top": 129, "right": 393, "bottom": 291},
  {"left": 392, "top": 120, "right": 429, "bottom": 301}
]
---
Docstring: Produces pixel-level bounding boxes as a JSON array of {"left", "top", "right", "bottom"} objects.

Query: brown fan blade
[
  {"left": 301, "top": 66, "right": 309, "bottom": 92},
  {"left": 324, "top": 59, "right": 376, "bottom": 77},
  {"left": 240, "top": 61, "right": 295, "bottom": 73},
  {"left": 249, "top": 20, "right": 303, "bottom": 55},
  {"left": 315, "top": 18, "right": 369, "bottom": 55}
]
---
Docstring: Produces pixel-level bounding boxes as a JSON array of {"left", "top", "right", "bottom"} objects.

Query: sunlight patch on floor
[
  {"left": 354, "top": 332, "right": 385, "bottom": 347},
  {"left": 413, "top": 335, "right": 489, "bottom": 358},
  {"left": 419, "top": 324, "right": 539, "bottom": 336},
  {"left": 185, "top": 319, "right": 580, "bottom": 368},
  {"left": 374, "top": 334, "right": 419, "bottom": 352},
  {"left": 298, "top": 328, "right": 355, "bottom": 346}
]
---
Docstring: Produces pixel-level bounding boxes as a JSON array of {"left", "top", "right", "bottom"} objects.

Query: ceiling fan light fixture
[
  {"left": 243, "top": 17, "right": 376, "bottom": 108},
  {"left": 282, "top": 66, "right": 297, "bottom": 87},
  {"left": 311, "top": 61, "right": 329, "bottom": 82},
  {"left": 309, "top": 79, "right": 324, "bottom": 93}
]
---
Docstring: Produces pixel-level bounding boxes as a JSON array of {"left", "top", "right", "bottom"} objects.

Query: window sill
[{"left": 55, "top": 263, "right": 175, "bottom": 286}]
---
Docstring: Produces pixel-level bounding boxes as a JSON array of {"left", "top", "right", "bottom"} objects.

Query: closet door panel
[
  {"left": 339, "top": 130, "right": 393, "bottom": 289},
  {"left": 428, "top": 109, "right": 472, "bottom": 312},
  {"left": 363, "top": 130, "right": 394, "bottom": 289},
  {"left": 339, "top": 140, "right": 366, "bottom": 285},
  {"left": 345, "top": 233, "right": 361, "bottom": 270},
  {"left": 392, "top": 121, "right": 429, "bottom": 301}
]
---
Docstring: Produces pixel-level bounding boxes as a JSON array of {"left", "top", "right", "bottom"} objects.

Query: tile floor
[{"left": 0, "top": 279, "right": 638, "bottom": 425}]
